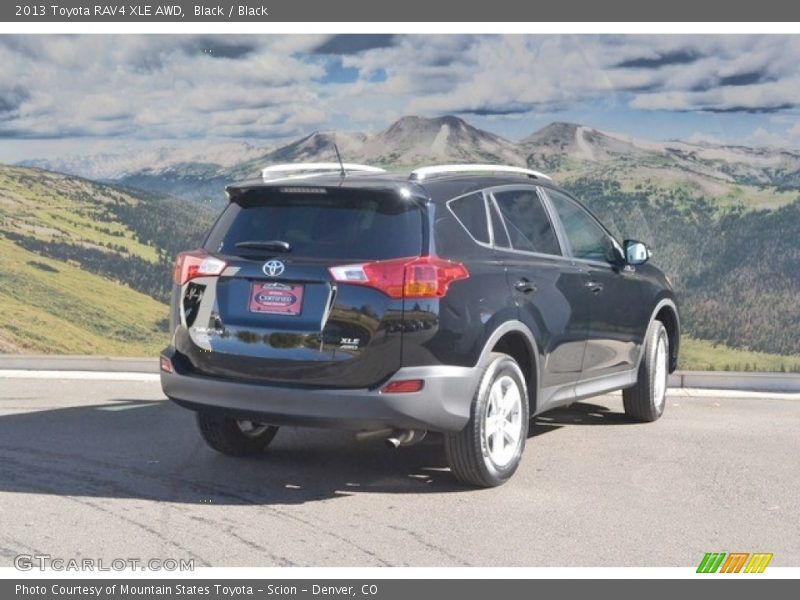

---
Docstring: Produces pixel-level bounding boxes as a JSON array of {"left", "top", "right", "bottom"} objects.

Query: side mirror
[{"left": 624, "top": 240, "right": 649, "bottom": 265}]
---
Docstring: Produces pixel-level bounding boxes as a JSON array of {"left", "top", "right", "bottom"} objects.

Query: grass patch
[
  {"left": 680, "top": 337, "right": 800, "bottom": 373},
  {"left": 0, "top": 237, "right": 168, "bottom": 356}
]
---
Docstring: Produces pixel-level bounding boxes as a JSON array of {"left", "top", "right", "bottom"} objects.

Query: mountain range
[{"left": 19, "top": 115, "right": 800, "bottom": 209}]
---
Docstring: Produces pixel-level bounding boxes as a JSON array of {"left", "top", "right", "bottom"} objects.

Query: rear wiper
[{"left": 234, "top": 240, "right": 291, "bottom": 253}]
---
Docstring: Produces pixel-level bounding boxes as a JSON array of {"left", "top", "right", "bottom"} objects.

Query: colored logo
[
  {"left": 262, "top": 260, "right": 285, "bottom": 277},
  {"left": 697, "top": 552, "right": 773, "bottom": 573}
]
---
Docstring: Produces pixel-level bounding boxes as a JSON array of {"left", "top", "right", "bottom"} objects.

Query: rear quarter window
[
  {"left": 448, "top": 192, "right": 489, "bottom": 244},
  {"left": 205, "top": 188, "right": 423, "bottom": 261}
]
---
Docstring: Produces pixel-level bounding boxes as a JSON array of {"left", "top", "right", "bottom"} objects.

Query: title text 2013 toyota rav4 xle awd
[{"left": 160, "top": 163, "right": 680, "bottom": 487}]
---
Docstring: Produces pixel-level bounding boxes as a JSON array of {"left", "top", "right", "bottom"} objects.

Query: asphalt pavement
[{"left": 0, "top": 374, "right": 798, "bottom": 567}]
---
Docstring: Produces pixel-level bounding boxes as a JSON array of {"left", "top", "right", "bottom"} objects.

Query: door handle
[
  {"left": 585, "top": 280, "right": 604, "bottom": 294},
  {"left": 514, "top": 278, "right": 537, "bottom": 294}
]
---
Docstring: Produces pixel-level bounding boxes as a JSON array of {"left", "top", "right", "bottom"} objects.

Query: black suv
[{"left": 160, "top": 163, "right": 679, "bottom": 487}]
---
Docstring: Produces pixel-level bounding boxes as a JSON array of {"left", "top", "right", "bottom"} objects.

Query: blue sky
[{"left": 1, "top": 34, "right": 799, "bottom": 163}]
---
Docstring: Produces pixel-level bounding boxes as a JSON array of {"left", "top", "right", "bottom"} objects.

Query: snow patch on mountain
[{"left": 19, "top": 141, "right": 270, "bottom": 181}]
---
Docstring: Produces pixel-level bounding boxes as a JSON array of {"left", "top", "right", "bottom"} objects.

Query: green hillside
[
  {"left": 0, "top": 238, "right": 166, "bottom": 354},
  {"left": 562, "top": 178, "right": 800, "bottom": 359},
  {"left": 0, "top": 165, "right": 213, "bottom": 355},
  {"left": 543, "top": 159, "right": 800, "bottom": 212}
]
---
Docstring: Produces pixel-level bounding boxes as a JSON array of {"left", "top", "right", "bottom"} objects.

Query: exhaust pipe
[
  {"left": 355, "top": 428, "right": 427, "bottom": 448},
  {"left": 385, "top": 429, "right": 427, "bottom": 449},
  {"left": 355, "top": 428, "right": 393, "bottom": 442}
]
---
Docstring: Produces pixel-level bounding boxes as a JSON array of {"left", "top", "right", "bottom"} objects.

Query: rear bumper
[{"left": 160, "top": 349, "right": 478, "bottom": 432}]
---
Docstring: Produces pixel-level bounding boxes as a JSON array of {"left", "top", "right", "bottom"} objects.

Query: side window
[
  {"left": 449, "top": 192, "right": 489, "bottom": 244},
  {"left": 546, "top": 190, "right": 617, "bottom": 262},
  {"left": 493, "top": 189, "right": 561, "bottom": 255}
]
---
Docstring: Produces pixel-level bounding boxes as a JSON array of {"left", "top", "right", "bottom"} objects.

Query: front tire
[
  {"left": 196, "top": 413, "right": 279, "bottom": 456},
  {"left": 444, "top": 353, "right": 529, "bottom": 487},
  {"left": 623, "top": 321, "right": 669, "bottom": 422}
]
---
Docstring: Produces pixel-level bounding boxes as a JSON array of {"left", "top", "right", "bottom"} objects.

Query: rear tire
[
  {"left": 444, "top": 352, "right": 529, "bottom": 488},
  {"left": 623, "top": 321, "right": 669, "bottom": 422},
  {"left": 196, "top": 413, "right": 279, "bottom": 456}
]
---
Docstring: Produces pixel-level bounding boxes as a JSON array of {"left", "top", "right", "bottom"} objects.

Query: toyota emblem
[{"left": 262, "top": 260, "right": 285, "bottom": 277}]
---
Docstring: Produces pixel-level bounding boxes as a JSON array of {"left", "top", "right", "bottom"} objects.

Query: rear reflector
[
  {"left": 174, "top": 250, "right": 227, "bottom": 285},
  {"left": 328, "top": 256, "right": 468, "bottom": 299},
  {"left": 381, "top": 379, "right": 424, "bottom": 394},
  {"left": 160, "top": 356, "right": 174, "bottom": 373}
]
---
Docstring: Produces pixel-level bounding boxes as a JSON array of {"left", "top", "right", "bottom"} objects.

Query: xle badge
[{"left": 339, "top": 338, "right": 360, "bottom": 350}]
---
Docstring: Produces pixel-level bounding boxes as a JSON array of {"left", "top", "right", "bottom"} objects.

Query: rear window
[{"left": 204, "top": 188, "right": 422, "bottom": 261}]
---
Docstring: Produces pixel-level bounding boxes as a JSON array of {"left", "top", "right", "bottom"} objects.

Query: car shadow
[
  {"left": 534, "top": 401, "right": 633, "bottom": 427},
  {"left": 527, "top": 401, "right": 633, "bottom": 438},
  {"left": 0, "top": 398, "right": 632, "bottom": 506}
]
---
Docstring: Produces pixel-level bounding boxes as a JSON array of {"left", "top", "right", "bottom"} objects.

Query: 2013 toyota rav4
[{"left": 160, "top": 163, "right": 680, "bottom": 487}]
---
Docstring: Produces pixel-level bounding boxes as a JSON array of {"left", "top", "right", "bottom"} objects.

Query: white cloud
[
  {"left": 337, "top": 35, "right": 800, "bottom": 119},
  {"left": 0, "top": 35, "right": 329, "bottom": 140},
  {"left": 747, "top": 126, "right": 800, "bottom": 150},
  {"left": 687, "top": 132, "right": 726, "bottom": 146},
  {"left": 2, "top": 34, "right": 800, "bottom": 146}
]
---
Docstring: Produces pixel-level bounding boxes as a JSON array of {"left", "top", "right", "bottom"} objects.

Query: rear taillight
[
  {"left": 328, "top": 256, "right": 469, "bottom": 299},
  {"left": 173, "top": 250, "right": 227, "bottom": 285}
]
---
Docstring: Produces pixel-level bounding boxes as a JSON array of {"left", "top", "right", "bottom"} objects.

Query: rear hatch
[{"left": 172, "top": 184, "right": 423, "bottom": 388}]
